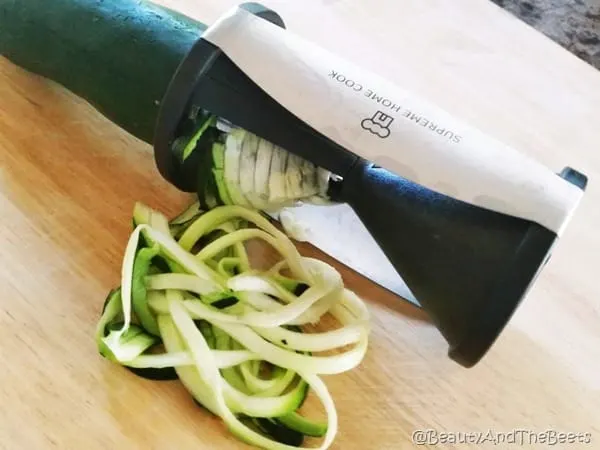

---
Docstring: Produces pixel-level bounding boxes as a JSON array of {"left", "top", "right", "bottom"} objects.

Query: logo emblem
[{"left": 361, "top": 110, "right": 394, "bottom": 138}]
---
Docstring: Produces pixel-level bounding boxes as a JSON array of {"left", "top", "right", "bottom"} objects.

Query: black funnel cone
[{"left": 334, "top": 160, "right": 586, "bottom": 367}]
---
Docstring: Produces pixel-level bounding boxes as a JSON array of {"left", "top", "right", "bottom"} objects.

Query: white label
[{"left": 203, "top": 6, "right": 584, "bottom": 235}]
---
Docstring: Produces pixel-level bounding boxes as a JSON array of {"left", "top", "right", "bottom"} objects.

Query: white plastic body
[{"left": 203, "top": 6, "right": 584, "bottom": 235}]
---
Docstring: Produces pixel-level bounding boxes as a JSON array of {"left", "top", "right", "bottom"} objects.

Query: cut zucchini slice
[
  {"left": 223, "top": 129, "right": 252, "bottom": 207},
  {"left": 255, "top": 138, "right": 274, "bottom": 208}
]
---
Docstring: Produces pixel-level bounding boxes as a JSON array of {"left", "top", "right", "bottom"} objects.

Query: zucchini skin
[
  {"left": 0, "top": 0, "right": 206, "bottom": 144},
  {"left": 126, "top": 365, "right": 179, "bottom": 381}
]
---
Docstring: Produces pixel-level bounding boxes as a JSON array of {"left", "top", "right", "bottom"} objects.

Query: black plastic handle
[{"left": 335, "top": 159, "right": 586, "bottom": 367}]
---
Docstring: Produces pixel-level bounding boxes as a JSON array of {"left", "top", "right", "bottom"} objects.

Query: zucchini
[
  {"left": 253, "top": 418, "right": 305, "bottom": 447},
  {"left": 285, "top": 154, "right": 304, "bottom": 200},
  {"left": 213, "top": 167, "right": 232, "bottom": 204},
  {"left": 276, "top": 413, "right": 328, "bottom": 438},
  {"left": 133, "top": 202, "right": 184, "bottom": 273},
  {"left": 0, "top": 0, "right": 205, "bottom": 145},
  {"left": 255, "top": 140, "right": 275, "bottom": 208},
  {"left": 170, "top": 200, "right": 202, "bottom": 226},
  {"left": 131, "top": 245, "right": 162, "bottom": 336},
  {"left": 181, "top": 115, "right": 218, "bottom": 162},
  {"left": 239, "top": 132, "right": 262, "bottom": 208},
  {"left": 168, "top": 200, "right": 203, "bottom": 239},
  {"left": 212, "top": 143, "right": 235, "bottom": 205},
  {"left": 0, "top": 0, "right": 338, "bottom": 213},
  {"left": 97, "top": 290, "right": 177, "bottom": 380},
  {"left": 268, "top": 146, "right": 290, "bottom": 206},
  {"left": 133, "top": 202, "right": 171, "bottom": 245},
  {"left": 213, "top": 142, "right": 226, "bottom": 170},
  {"left": 95, "top": 202, "right": 370, "bottom": 449},
  {"left": 179, "top": 124, "right": 220, "bottom": 209},
  {"left": 224, "top": 130, "right": 252, "bottom": 207}
]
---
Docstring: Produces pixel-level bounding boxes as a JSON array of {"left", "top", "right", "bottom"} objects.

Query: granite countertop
[{"left": 493, "top": 0, "right": 600, "bottom": 69}]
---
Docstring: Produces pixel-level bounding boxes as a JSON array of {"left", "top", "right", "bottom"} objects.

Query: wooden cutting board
[{"left": 1, "top": 1, "right": 599, "bottom": 449}]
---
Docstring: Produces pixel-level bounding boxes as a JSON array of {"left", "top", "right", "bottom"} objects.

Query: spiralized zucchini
[{"left": 95, "top": 201, "right": 371, "bottom": 449}]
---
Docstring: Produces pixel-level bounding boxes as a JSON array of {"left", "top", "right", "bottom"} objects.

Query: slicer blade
[{"left": 272, "top": 203, "right": 420, "bottom": 307}]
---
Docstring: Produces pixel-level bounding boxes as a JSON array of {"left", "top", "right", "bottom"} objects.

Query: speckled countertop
[{"left": 493, "top": 0, "right": 600, "bottom": 69}]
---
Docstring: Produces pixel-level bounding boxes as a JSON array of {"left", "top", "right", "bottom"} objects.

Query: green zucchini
[
  {"left": 170, "top": 200, "right": 202, "bottom": 226},
  {"left": 276, "top": 412, "right": 328, "bottom": 438},
  {"left": 133, "top": 202, "right": 171, "bottom": 240},
  {"left": 253, "top": 418, "right": 305, "bottom": 447},
  {"left": 168, "top": 200, "right": 203, "bottom": 239},
  {"left": 224, "top": 130, "right": 252, "bottom": 207},
  {"left": 131, "top": 245, "right": 162, "bottom": 336},
  {"left": 212, "top": 142, "right": 235, "bottom": 205},
  {"left": 97, "top": 294, "right": 178, "bottom": 381},
  {"left": 1, "top": 0, "right": 336, "bottom": 214},
  {"left": 133, "top": 202, "right": 185, "bottom": 273},
  {"left": 181, "top": 115, "right": 218, "bottom": 162},
  {"left": 94, "top": 201, "right": 370, "bottom": 449},
  {"left": 0, "top": 0, "right": 205, "bottom": 145}
]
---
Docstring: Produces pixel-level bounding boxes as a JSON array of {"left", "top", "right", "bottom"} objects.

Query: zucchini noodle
[{"left": 95, "top": 202, "right": 371, "bottom": 449}]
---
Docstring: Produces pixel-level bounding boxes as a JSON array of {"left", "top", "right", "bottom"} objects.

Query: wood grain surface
[{"left": 1, "top": 1, "right": 599, "bottom": 449}]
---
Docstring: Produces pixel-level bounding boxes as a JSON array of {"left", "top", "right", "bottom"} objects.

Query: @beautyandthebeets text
[{"left": 412, "top": 428, "right": 592, "bottom": 446}]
